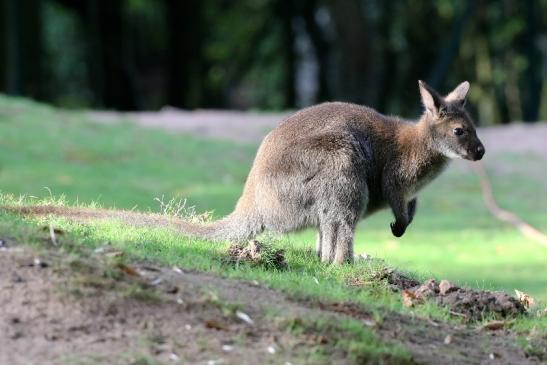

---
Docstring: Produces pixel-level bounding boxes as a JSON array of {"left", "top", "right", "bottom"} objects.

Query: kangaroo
[
  {"left": 10, "top": 81, "right": 485, "bottom": 264},
  {"left": 167, "top": 80, "right": 484, "bottom": 263}
]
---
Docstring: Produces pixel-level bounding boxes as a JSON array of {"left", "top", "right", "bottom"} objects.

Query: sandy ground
[
  {"left": 1, "top": 242, "right": 541, "bottom": 365},
  {"left": 89, "top": 107, "right": 288, "bottom": 144},
  {"left": 88, "top": 107, "right": 547, "bottom": 157}
]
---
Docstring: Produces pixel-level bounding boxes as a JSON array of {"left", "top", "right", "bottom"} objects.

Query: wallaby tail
[
  {"left": 3, "top": 205, "right": 263, "bottom": 243},
  {"left": 176, "top": 211, "right": 263, "bottom": 242}
]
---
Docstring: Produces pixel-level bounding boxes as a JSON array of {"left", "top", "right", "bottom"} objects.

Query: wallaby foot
[
  {"left": 390, "top": 220, "right": 407, "bottom": 237},
  {"left": 315, "top": 231, "right": 322, "bottom": 258}
]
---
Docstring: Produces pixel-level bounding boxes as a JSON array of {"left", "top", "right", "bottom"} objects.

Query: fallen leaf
[
  {"left": 221, "top": 345, "right": 233, "bottom": 352},
  {"left": 236, "top": 311, "right": 254, "bottom": 325},
  {"left": 206, "top": 360, "right": 224, "bottom": 365},
  {"left": 515, "top": 289, "right": 536, "bottom": 310},
  {"left": 204, "top": 319, "right": 229, "bottom": 331},
  {"left": 402, "top": 290, "right": 422, "bottom": 307},
  {"left": 41, "top": 226, "right": 65, "bottom": 235},
  {"left": 480, "top": 320, "right": 505, "bottom": 331},
  {"left": 150, "top": 277, "right": 163, "bottom": 286},
  {"left": 443, "top": 334, "right": 452, "bottom": 344},
  {"left": 33, "top": 258, "right": 49, "bottom": 268},
  {"left": 439, "top": 280, "right": 458, "bottom": 295},
  {"left": 105, "top": 251, "right": 124, "bottom": 258},
  {"left": 118, "top": 264, "right": 140, "bottom": 276}
]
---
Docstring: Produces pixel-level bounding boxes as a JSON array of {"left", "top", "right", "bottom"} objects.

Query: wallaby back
[{"left": 7, "top": 81, "right": 484, "bottom": 265}]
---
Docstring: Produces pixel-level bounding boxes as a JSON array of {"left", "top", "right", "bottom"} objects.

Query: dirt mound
[
  {"left": 369, "top": 268, "right": 526, "bottom": 320},
  {"left": 372, "top": 267, "right": 421, "bottom": 290},
  {"left": 411, "top": 279, "right": 526, "bottom": 320},
  {"left": 393, "top": 277, "right": 526, "bottom": 321},
  {"left": 227, "top": 240, "right": 287, "bottom": 270}
]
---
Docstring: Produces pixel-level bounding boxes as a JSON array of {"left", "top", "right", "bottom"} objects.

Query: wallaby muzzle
[{"left": 469, "top": 142, "right": 485, "bottom": 161}]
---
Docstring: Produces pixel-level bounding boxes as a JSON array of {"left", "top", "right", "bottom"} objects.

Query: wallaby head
[{"left": 419, "top": 80, "right": 485, "bottom": 161}]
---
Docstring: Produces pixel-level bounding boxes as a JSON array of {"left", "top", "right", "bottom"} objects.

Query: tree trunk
[
  {"left": 328, "top": 0, "right": 378, "bottom": 105},
  {"left": 276, "top": 0, "right": 296, "bottom": 108},
  {"left": 427, "top": 0, "right": 476, "bottom": 90},
  {"left": 520, "top": 0, "right": 542, "bottom": 122},
  {"left": 3, "top": 0, "right": 45, "bottom": 98},
  {"left": 165, "top": 0, "right": 204, "bottom": 109},
  {"left": 303, "top": 0, "right": 330, "bottom": 102}
]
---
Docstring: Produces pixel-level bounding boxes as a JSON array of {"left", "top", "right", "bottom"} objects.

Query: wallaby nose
[{"left": 475, "top": 145, "right": 485, "bottom": 160}]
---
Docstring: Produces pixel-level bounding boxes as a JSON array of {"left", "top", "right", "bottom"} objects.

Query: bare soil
[
  {"left": 87, "top": 108, "right": 547, "bottom": 157},
  {"left": 1, "top": 239, "right": 544, "bottom": 365}
]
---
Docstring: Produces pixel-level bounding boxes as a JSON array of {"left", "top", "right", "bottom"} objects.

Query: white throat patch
[{"left": 437, "top": 143, "right": 461, "bottom": 159}]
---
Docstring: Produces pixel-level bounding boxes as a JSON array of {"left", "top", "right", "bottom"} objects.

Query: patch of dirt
[
  {"left": 88, "top": 108, "right": 286, "bottom": 144},
  {"left": 373, "top": 267, "right": 421, "bottom": 291},
  {"left": 0, "top": 246, "right": 307, "bottom": 365},
  {"left": 1, "top": 241, "right": 544, "bottom": 365},
  {"left": 369, "top": 269, "right": 526, "bottom": 321},
  {"left": 227, "top": 240, "right": 287, "bottom": 270}
]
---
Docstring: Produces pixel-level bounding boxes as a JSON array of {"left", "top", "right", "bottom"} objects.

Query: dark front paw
[
  {"left": 407, "top": 199, "right": 417, "bottom": 224},
  {"left": 390, "top": 221, "right": 406, "bottom": 237}
]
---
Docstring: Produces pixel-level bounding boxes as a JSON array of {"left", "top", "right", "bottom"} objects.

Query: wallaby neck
[{"left": 397, "top": 117, "right": 449, "bottom": 180}]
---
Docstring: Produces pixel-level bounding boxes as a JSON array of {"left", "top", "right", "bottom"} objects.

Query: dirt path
[
  {"left": 1, "top": 242, "right": 542, "bottom": 365},
  {"left": 88, "top": 108, "right": 287, "bottom": 144},
  {"left": 88, "top": 108, "right": 547, "bottom": 156}
]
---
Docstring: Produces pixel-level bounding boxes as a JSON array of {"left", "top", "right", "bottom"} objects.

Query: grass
[
  {"left": 1, "top": 94, "right": 545, "bottom": 360},
  {"left": 0, "top": 94, "right": 545, "bottom": 302},
  {"left": 0, "top": 205, "right": 414, "bottom": 364}
]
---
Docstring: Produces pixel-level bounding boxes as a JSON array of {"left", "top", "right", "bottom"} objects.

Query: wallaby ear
[
  {"left": 418, "top": 80, "right": 445, "bottom": 116},
  {"left": 445, "top": 81, "right": 470, "bottom": 106}
]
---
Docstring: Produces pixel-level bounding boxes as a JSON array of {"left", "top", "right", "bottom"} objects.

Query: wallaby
[
  {"left": 171, "top": 80, "right": 485, "bottom": 263},
  {"left": 11, "top": 81, "right": 485, "bottom": 264}
]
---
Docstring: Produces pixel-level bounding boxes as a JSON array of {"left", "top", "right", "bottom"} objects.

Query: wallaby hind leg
[
  {"left": 315, "top": 231, "right": 322, "bottom": 258},
  {"left": 319, "top": 211, "right": 359, "bottom": 264},
  {"left": 319, "top": 222, "right": 336, "bottom": 263},
  {"left": 333, "top": 219, "right": 357, "bottom": 264}
]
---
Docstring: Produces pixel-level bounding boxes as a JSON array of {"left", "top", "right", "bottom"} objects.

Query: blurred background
[
  {"left": 1, "top": 0, "right": 547, "bottom": 123},
  {"left": 0, "top": 0, "right": 546, "bottom": 298}
]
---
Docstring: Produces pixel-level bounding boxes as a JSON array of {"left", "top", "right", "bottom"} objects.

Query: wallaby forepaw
[{"left": 390, "top": 221, "right": 406, "bottom": 237}]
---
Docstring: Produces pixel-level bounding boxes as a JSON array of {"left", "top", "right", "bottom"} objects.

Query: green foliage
[{"left": 4, "top": 0, "right": 546, "bottom": 120}]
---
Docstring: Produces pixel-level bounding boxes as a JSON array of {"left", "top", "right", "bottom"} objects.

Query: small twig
[
  {"left": 49, "top": 224, "right": 58, "bottom": 246},
  {"left": 449, "top": 310, "right": 468, "bottom": 318},
  {"left": 470, "top": 162, "right": 547, "bottom": 248}
]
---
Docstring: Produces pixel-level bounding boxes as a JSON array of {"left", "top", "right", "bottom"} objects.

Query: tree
[{"left": 2, "top": 0, "right": 46, "bottom": 99}]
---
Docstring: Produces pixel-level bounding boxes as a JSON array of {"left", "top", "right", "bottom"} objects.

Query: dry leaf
[
  {"left": 204, "top": 319, "right": 229, "bottom": 331},
  {"left": 106, "top": 251, "right": 124, "bottom": 258},
  {"left": 439, "top": 280, "right": 458, "bottom": 295},
  {"left": 236, "top": 311, "right": 254, "bottom": 325},
  {"left": 402, "top": 290, "right": 422, "bottom": 307},
  {"left": 443, "top": 334, "right": 452, "bottom": 345},
  {"left": 480, "top": 320, "right": 505, "bottom": 331},
  {"left": 41, "top": 226, "right": 65, "bottom": 235},
  {"left": 515, "top": 289, "right": 536, "bottom": 310},
  {"left": 118, "top": 264, "right": 140, "bottom": 276}
]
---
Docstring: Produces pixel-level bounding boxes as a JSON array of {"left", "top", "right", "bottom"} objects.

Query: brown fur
[{"left": 8, "top": 81, "right": 484, "bottom": 264}]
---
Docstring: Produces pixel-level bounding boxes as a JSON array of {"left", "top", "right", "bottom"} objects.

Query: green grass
[
  {"left": 1, "top": 94, "right": 545, "bottom": 303},
  {"left": 1, "top": 95, "right": 545, "bottom": 359},
  {"left": 0, "top": 205, "right": 414, "bottom": 364}
]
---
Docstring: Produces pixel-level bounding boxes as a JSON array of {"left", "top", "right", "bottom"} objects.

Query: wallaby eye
[{"left": 453, "top": 128, "right": 464, "bottom": 136}]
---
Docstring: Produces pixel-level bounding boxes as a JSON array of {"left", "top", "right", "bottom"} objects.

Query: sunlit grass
[{"left": 0, "top": 94, "right": 546, "bottom": 304}]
